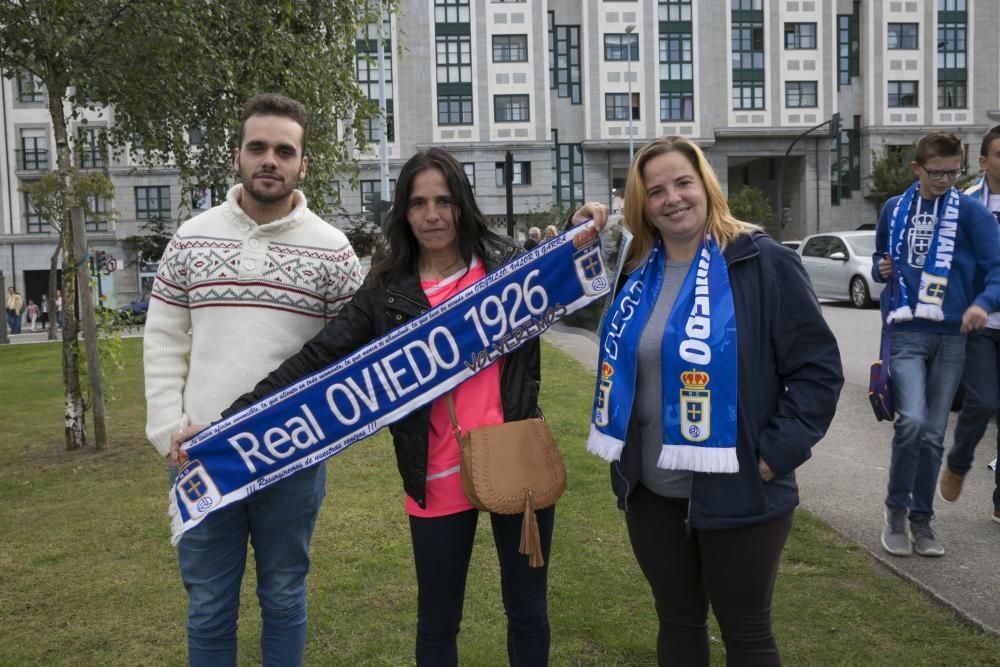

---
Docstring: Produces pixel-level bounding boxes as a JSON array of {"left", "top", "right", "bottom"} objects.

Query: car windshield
[{"left": 845, "top": 234, "right": 875, "bottom": 257}]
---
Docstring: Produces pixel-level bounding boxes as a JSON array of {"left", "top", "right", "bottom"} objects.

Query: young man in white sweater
[{"left": 144, "top": 93, "right": 361, "bottom": 666}]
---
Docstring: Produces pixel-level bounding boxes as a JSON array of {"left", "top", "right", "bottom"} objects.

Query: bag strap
[
  {"left": 444, "top": 393, "right": 463, "bottom": 443},
  {"left": 877, "top": 263, "right": 903, "bottom": 368}
]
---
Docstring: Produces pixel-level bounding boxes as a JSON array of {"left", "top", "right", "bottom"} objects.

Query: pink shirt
[{"left": 405, "top": 257, "right": 504, "bottom": 517}]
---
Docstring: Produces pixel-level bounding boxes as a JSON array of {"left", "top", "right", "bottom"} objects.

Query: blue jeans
[
  {"left": 409, "top": 507, "right": 554, "bottom": 666},
  {"left": 887, "top": 331, "right": 966, "bottom": 520},
  {"left": 171, "top": 462, "right": 327, "bottom": 667},
  {"left": 950, "top": 328, "right": 1000, "bottom": 509}
]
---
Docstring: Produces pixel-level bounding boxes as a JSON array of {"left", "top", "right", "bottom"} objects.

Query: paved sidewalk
[{"left": 542, "top": 322, "right": 1000, "bottom": 636}]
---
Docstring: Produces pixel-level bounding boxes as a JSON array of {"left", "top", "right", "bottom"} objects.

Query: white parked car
[{"left": 797, "top": 231, "right": 885, "bottom": 308}]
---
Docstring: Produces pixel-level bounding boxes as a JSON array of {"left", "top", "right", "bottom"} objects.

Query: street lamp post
[{"left": 625, "top": 24, "right": 636, "bottom": 165}]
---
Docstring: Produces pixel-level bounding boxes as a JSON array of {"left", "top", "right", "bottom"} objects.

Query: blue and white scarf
[
  {"left": 169, "top": 224, "right": 610, "bottom": 543},
  {"left": 587, "top": 235, "right": 739, "bottom": 473},
  {"left": 886, "top": 182, "right": 960, "bottom": 323}
]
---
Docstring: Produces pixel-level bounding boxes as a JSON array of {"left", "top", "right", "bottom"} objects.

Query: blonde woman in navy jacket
[{"left": 573, "top": 136, "right": 842, "bottom": 666}]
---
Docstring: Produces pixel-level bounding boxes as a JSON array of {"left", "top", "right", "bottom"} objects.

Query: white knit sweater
[{"left": 144, "top": 185, "right": 362, "bottom": 456}]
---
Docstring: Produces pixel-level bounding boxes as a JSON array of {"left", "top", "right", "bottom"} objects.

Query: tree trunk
[
  {"left": 49, "top": 90, "right": 86, "bottom": 450},
  {"left": 72, "top": 208, "right": 108, "bottom": 450},
  {"left": 47, "top": 239, "right": 61, "bottom": 342}
]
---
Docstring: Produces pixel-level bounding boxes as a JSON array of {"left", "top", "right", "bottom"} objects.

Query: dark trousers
[
  {"left": 408, "top": 506, "right": 554, "bottom": 666},
  {"left": 625, "top": 484, "right": 793, "bottom": 667},
  {"left": 950, "top": 327, "right": 1000, "bottom": 509}
]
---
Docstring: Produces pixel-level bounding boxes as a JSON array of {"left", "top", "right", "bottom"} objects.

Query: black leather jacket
[{"left": 224, "top": 230, "right": 541, "bottom": 508}]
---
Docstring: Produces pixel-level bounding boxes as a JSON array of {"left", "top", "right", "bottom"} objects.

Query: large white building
[{"left": 3, "top": 0, "right": 998, "bottom": 306}]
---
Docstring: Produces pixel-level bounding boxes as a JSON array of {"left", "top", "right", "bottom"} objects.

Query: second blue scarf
[{"left": 587, "top": 235, "right": 738, "bottom": 473}]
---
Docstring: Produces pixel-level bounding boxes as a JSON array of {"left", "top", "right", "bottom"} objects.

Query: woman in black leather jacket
[{"left": 225, "top": 148, "right": 553, "bottom": 666}]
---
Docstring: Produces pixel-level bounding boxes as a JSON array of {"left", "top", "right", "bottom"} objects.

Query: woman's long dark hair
[{"left": 368, "top": 148, "right": 490, "bottom": 292}]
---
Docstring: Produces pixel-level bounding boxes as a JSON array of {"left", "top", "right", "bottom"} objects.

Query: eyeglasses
[{"left": 919, "top": 166, "right": 964, "bottom": 181}]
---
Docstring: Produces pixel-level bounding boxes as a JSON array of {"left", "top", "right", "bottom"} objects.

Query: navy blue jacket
[{"left": 609, "top": 232, "right": 843, "bottom": 529}]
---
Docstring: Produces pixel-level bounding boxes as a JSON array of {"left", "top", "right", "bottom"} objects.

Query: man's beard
[{"left": 238, "top": 161, "right": 298, "bottom": 205}]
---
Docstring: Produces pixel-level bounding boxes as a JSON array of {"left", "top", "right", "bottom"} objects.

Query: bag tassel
[{"left": 519, "top": 490, "right": 544, "bottom": 568}]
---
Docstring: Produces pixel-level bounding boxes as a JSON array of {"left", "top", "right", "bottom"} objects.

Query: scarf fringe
[
  {"left": 587, "top": 425, "right": 625, "bottom": 462},
  {"left": 886, "top": 306, "right": 913, "bottom": 324},
  {"left": 657, "top": 444, "right": 739, "bottom": 473},
  {"left": 168, "top": 490, "right": 183, "bottom": 547},
  {"left": 914, "top": 303, "right": 944, "bottom": 321}
]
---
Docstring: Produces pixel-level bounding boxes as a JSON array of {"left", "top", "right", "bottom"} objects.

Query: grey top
[{"left": 631, "top": 257, "right": 693, "bottom": 499}]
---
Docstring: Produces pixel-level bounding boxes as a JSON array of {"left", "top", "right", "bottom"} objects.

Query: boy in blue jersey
[
  {"left": 939, "top": 125, "right": 1000, "bottom": 523},
  {"left": 872, "top": 132, "right": 1000, "bottom": 557}
]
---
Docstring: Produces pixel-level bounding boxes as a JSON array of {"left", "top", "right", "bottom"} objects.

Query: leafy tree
[
  {"left": 1, "top": 0, "right": 386, "bottom": 450},
  {"left": 869, "top": 144, "right": 917, "bottom": 210},
  {"left": 122, "top": 218, "right": 175, "bottom": 269},
  {"left": 727, "top": 186, "right": 775, "bottom": 227}
]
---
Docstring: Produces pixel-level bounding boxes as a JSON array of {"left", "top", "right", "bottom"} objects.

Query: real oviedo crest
[
  {"left": 176, "top": 460, "right": 223, "bottom": 518},
  {"left": 679, "top": 370, "right": 710, "bottom": 442},
  {"left": 572, "top": 229, "right": 608, "bottom": 297}
]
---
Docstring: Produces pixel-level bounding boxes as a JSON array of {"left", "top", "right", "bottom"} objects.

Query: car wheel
[{"left": 850, "top": 276, "right": 873, "bottom": 308}]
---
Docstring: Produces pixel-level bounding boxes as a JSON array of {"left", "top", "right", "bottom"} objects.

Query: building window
[
  {"left": 605, "top": 93, "right": 640, "bottom": 121},
  {"left": 938, "top": 0, "right": 966, "bottom": 10},
  {"left": 938, "top": 81, "right": 967, "bottom": 109},
  {"left": 437, "top": 95, "right": 473, "bottom": 125},
  {"left": 135, "top": 186, "right": 171, "bottom": 220},
  {"left": 434, "top": 0, "right": 469, "bottom": 23},
  {"left": 357, "top": 44, "right": 395, "bottom": 143},
  {"left": 838, "top": 14, "right": 860, "bottom": 87},
  {"left": 361, "top": 179, "right": 396, "bottom": 208},
  {"left": 85, "top": 195, "right": 109, "bottom": 232},
  {"left": 659, "top": 35, "right": 693, "bottom": 80},
  {"left": 19, "top": 132, "right": 48, "bottom": 170},
  {"left": 493, "top": 35, "right": 528, "bottom": 62},
  {"left": 887, "top": 23, "right": 918, "bottom": 49},
  {"left": 888, "top": 81, "right": 918, "bottom": 107},
  {"left": 322, "top": 181, "right": 343, "bottom": 212},
  {"left": 733, "top": 82, "right": 764, "bottom": 110},
  {"left": 495, "top": 161, "right": 531, "bottom": 187},
  {"left": 604, "top": 34, "right": 639, "bottom": 61},
  {"left": 937, "top": 24, "right": 966, "bottom": 69},
  {"left": 550, "top": 21, "right": 581, "bottom": 104},
  {"left": 732, "top": 0, "right": 762, "bottom": 8},
  {"left": 785, "top": 81, "right": 817, "bottom": 108},
  {"left": 17, "top": 70, "right": 44, "bottom": 103},
  {"left": 732, "top": 22, "right": 764, "bottom": 70},
  {"left": 436, "top": 35, "right": 472, "bottom": 83},
  {"left": 494, "top": 95, "right": 530, "bottom": 122},
  {"left": 658, "top": 0, "right": 692, "bottom": 22},
  {"left": 552, "top": 132, "right": 584, "bottom": 209},
  {"left": 660, "top": 91, "right": 694, "bottom": 121},
  {"left": 77, "top": 127, "right": 106, "bottom": 169},
  {"left": 462, "top": 163, "right": 476, "bottom": 192},
  {"left": 24, "top": 192, "right": 45, "bottom": 234},
  {"left": 784, "top": 23, "right": 816, "bottom": 49}
]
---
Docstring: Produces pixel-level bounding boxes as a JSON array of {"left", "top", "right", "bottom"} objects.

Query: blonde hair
[{"left": 622, "top": 136, "right": 759, "bottom": 272}]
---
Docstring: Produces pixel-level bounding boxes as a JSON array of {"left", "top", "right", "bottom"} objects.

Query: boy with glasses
[
  {"left": 872, "top": 132, "right": 1000, "bottom": 557},
  {"left": 939, "top": 125, "right": 1000, "bottom": 523}
]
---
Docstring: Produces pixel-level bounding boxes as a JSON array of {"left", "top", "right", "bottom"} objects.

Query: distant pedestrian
[
  {"left": 5, "top": 287, "right": 23, "bottom": 334},
  {"left": 26, "top": 300, "right": 39, "bottom": 331},
  {"left": 524, "top": 226, "right": 541, "bottom": 250},
  {"left": 939, "top": 124, "right": 1000, "bottom": 524},
  {"left": 55, "top": 290, "right": 62, "bottom": 329},
  {"left": 872, "top": 132, "right": 1000, "bottom": 557},
  {"left": 40, "top": 294, "right": 49, "bottom": 330},
  {"left": 543, "top": 225, "right": 558, "bottom": 241}
]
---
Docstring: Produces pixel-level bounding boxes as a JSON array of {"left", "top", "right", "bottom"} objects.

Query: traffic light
[
  {"left": 94, "top": 250, "right": 108, "bottom": 272},
  {"left": 363, "top": 193, "right": 390, "bottom": 230},
  {"left": 829, "top": 112, "right": 841, "bottom": 139}
]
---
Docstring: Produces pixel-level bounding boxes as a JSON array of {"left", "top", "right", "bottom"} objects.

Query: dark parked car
[{"left": 116, "top": 300, "right": 149, "bottom": 325}]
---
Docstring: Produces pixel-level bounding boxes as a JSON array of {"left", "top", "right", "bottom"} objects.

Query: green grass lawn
[{"left": 1, "top": 338, "right": 998, "bottom": 666}]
